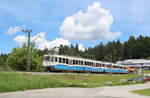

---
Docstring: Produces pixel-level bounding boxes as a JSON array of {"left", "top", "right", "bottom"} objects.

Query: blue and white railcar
[{"left": 42, "top": 54, "right": 128, "bottom": 74}]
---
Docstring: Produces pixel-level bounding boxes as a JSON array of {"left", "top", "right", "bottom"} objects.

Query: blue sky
[{"left": 0, "top": 0, "right": 150, "bottom": 53}]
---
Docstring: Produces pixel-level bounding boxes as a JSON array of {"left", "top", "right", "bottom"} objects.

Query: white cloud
[
  {"left": 59, "top": 2, "right": 122, "bottom": 40},
  {"left": 13, "top": 35, "right": 27, "bottom": 46},
  {"left": 13, "top": 32, "right": 71, "bottom": 50},
  {"left": 78, "top": 44, "right": 85, "bottom": 51},
  {"left": 5, "top": 25, "right": 25, "bottom": 35},
  {"left": 13, "top": 32, "right": 86, "bottom": 51},
  {"left": 33, "top": 32, "right": 71, "bottom": 50}
]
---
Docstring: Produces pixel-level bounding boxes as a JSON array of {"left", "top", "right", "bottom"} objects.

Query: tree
[
  {"left": 123, "top": 36, "right": 136, "bottom": 59},
  {"left": 6, "top": 45, "right": 42, "bottom": 71},
  {"left": 0, "top": 53, "right": 11, "bottom": 71}
]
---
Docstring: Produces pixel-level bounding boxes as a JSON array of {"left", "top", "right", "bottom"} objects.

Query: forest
[{"left": 1, "top": 35, "right": 150, "bottom": 71}]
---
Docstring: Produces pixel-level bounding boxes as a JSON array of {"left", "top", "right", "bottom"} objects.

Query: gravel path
[{"left": 0, "top": 82, "right": 149, "bottom": 98}]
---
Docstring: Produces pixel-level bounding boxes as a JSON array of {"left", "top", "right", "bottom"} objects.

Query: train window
[
  {"left": 78, "top": 60, "right": 80, "bottom": 65},
  {"left": 103, "top": 64, "right": 105, "bottom": 67},
  {"left": 98, "top": 63, "right": 100, "bottom": 67},
  {"left": 87, "top": 62, "right": 89, "bottom": 66},
  {"left": 59, "top": 58, "right": 62, "bottom": 63},
  {"left": 100, "top": 63, "right": 102, "bottom": 67},
  {"left": 94, "top": 63, "right": 96, "bottom": 67},
  {"left": 106, "top": 64, "right": 108, "bottom": 68},
  {"left": 86, "top": 62, "right": 88, "bottom": 66},
  {"left": 113, "top": 66, "right": 116, "bottom": 68},
  {"left": 92, "top": 62, "right": 94, "bottom": 66},
  {"left": 69, "top": 60, "right": 72, "bottom": 65},
  {"left": 66, "top": 59, "right": 69, "bottom": 64},
  {"left": 108, "top": 65, "right": 110, "bottom": 68},
  {"left": 44, "top": 56, "right": 50, "bottom": 61},
  {"left": 75, "top": 60, "right": 77, "bottom": 65},
  {"left": 79, "top": 60, "right": 81, "bottom": 65},
  {"left": 55, "top": 57, "right": 57, "bottom": 62},
  {"left": 88, "top": 62, "right": 90, "bottom": 66},
  {"left": 63, "top": 58, "right": 65, "bottom": 63},
  {"left": 89, "top": 62, "right": 91, "bottom": 66},
  {"left": 86, "top": 62, "right": 88, "bottom": 65},
  {"left": 84, "top": 61, "right": 86, "bottom": 65},
  {"left": 72, "top": 60, "right": 75, "bottom": 65},
  {"left": 98, "top": 63, "right": 101, "bottom": 67},
  {"left": 112, "top": 66, "right": 114, "bottom": 68},
  {"left": 51, "top": 56, "right": 54, "bottom": 62},
  {"left": 74, "top": 60, "right": 76, "bottom": 65},
  {"left": 81, "top": 61, "right": 83, "bottom": 65},
  {"left": 109, "top": 64, "right": 112, "bottom": 68},
  {"left": 96, "top": 63, "right": 98, "bottom": 67}
]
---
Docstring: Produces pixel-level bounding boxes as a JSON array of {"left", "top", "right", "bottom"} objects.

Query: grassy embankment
[
  {"left": 143, "top": 70, "right": 150, "bottom": 74},
  {"left": 132, "top": 89, "right": 150, "bottom": 96},
  {"left": 0, "top": 72, "right": 144, "bottom": 93}
]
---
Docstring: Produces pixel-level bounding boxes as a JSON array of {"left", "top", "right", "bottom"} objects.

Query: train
[{"left": 42, "top": 54, "right": 129, "bottom": 74}]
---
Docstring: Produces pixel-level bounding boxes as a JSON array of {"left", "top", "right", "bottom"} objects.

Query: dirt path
[{"left": 0, "top": 82, "right": 149, "bottom": 98}]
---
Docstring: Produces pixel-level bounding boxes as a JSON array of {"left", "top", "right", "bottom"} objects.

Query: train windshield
[{"left": 43, "top": 56, "right": 50, "bottom": 61}]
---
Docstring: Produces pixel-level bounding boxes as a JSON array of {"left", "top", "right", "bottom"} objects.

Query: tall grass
[
  {"left": 0, "top": 72, "right": 141, "bottom": 93},
  {"left": 0, "top": 72, "right": 66, "bottom": 92}
]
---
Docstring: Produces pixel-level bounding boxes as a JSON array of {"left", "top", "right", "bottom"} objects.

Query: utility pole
[{"left": 22, "top": 29, "right": 32, "bottom": 72}]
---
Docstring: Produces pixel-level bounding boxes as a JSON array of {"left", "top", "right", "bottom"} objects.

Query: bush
[{"left": 6, "top": 45, "right": 42, "bottom": 71}]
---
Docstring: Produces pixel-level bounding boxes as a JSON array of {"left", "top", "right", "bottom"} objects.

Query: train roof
[
  {"left": 44, "top": 54, "right": 127, "bottom": 67},
  {"left": 44, "top": 54, "right": 102, "bottom": 62}
]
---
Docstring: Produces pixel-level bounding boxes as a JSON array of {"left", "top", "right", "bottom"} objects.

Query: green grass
[
  {"left": 132, "top": 89, "right": 150, "bottom": 96},
  {"left": 0, "top": 72, "right": 144, "bottom": 93},
  {"left": 143, "top": 70, "right": 150, "bottom": 73}
]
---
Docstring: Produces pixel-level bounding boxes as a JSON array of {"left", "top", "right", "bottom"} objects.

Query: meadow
[
  {"left": 143, "top": 70, "right": 150, "bottom": 74},
  {"left": 0, "top": 72, "right": 144, "bottom": 93}
]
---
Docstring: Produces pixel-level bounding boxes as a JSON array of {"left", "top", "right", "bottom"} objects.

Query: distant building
[{"left": 117, "top": 59, "right": 150, "bottom": 70}]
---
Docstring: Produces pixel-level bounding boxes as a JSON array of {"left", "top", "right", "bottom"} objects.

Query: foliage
[
  {"left": 0, "top": 53, "right": 10, "bottom": 71},
  {"left": 0, "top": 72, "right": 140, "bottom": 93},
  {"left": 57, "top": 35, "right": 150, "bottom": 62},
  {"left": 6, "top": 45, "right": 42, "bottom": 71}
]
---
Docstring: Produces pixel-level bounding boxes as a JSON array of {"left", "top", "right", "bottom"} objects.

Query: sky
[{"left": 0, "top": 0, "right": 150, "bottom": 53}]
